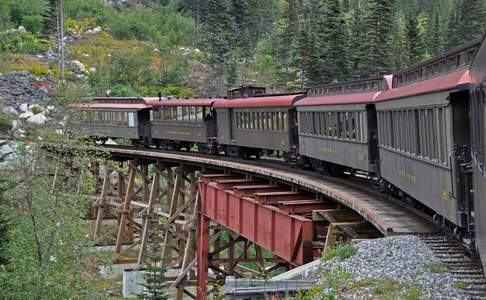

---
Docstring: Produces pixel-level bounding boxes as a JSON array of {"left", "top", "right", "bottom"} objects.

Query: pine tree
[
  {"left": 319, "top": 0, "right": 351, "bottom": 83},
  {"left": 349, "top": 0, "right": 366, "bottom": 77},
  {"left": 274, "top": 0, "right": 302, "bottom": 89},
  {"left": 406, "top": 11, "right": 429, "bottom": 64},
  {"left": 392, "top": 12, "right": 408, "bottom": 71},
  {"left": 429, "top": 10, "right": 443, "bottom": 56},
  {"left": 447, "top": 0, "right": 486, "bottom": 48},
  {"left": 356, "top": 0, "right": 396, "bottom": 77},
  {"left": 200, "top": 0, "right": 236, "bottom": 74},
  {"left": 139, "top": 235, "right": 169, "bottom": 300}
]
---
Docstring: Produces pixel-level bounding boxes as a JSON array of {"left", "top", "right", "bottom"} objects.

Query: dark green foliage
[
  {"left": 318, "top": 0, "right": 351, "bottom": 83},
  {"left": 405, "top": 8, "right": 429, "bottom": 64},
  {"left": 447, "top": 0, "right": 486, "bottom": 48},
  {"left": 0, "top": 30, "right": 49, "bottom": 54},
  {"left": 356, "top": 0, "right": 396, "bottom": 77},
  {"left": 0, "top": 0, "right": 10, "bottom": 29},
  {"left": 139, "top": 236, "right": 169, "bottom": 300},
  {"left": 8, "top": 0, "right": 51, "bottom": 33},
  {"left": 0, "top": 141, "right": 12, "bottom": 266}
]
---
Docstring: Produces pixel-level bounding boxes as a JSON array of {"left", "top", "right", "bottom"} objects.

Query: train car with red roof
[
  {"left": 294, "top": 76, "right": 390, "bottom": 175},
  {"left": 69, "top": 97, "right": 154, "bottom": 144},
  {"left": 150, "top": 98, "right": 221, "bottom": 153},
  {"left": 213, "top": 88, "right": 304, "bottom": 159},
  {"left": 374, "top": 40, "right": 480, "bottom": 234}
]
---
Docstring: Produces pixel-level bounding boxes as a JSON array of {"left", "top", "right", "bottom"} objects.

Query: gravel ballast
[{"left": 302, "top": 235, "right": 468, "bottom": 299}]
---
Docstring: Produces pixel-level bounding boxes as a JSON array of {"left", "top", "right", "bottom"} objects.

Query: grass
[
  {"left": 453, "top": 281, "right": 467, "bottom": 289},
  {"left": 426, "top": 261, "right": 449, "bottom": 273},
  {"left": 321, "top": 244, "right": 357, "bottom": 262}
]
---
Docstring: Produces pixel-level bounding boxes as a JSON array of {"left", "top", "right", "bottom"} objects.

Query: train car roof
[
  {"left": 295, "top": 91, "right": 383, "bottom": 106},
  {"left": 213, "top": 94, "right": 304, "bottom": 108},
  {"left": 151, "top": 98, "right": 221, "bottom": 107},
  {"left": 376, "top": 68, "right": 470, "bottom": 102},
  {"left": 295, "top": 76, "right": 391, "bottom": 106},
  {"left": 70, "top": 97, "right": 154, "bottom": 110}
]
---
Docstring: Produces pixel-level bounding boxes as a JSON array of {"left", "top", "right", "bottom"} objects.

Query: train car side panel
[
  {"left": 297, "top": 104, "right": 371, "bottom": 172},
  {"left": 70, "top": 109, "right": 140, "bottom": 139},
  {"left": 376, "top": 91, "right": 458, "bottom": 223}
]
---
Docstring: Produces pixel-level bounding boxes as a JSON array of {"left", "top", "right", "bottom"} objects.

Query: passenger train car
[
  {"left": 470, "top": 37, "right": 486, "bottom": 271},
  {"left": 70, "top": 36, "right": 486, "bottom": 268},
  {"left": 375, "top": 41, "right": 478, "bottom": 230},
  {"left": 294, "top": 76, "right": 390, "bottom": 175}
]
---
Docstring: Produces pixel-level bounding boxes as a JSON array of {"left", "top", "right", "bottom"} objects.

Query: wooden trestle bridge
[{"left": 88, "top": 145, "right": 436, "bottom": 299}]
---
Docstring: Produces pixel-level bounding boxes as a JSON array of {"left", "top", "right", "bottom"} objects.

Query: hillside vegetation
[{"left": 0, "top": 0, "right": 485, "bottom": 96}]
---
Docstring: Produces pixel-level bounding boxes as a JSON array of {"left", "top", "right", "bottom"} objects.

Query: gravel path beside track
[{"left": 302, "top": 235, "right": 485, "bottom": 299}]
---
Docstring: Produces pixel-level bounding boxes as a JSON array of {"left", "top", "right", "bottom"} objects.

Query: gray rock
[
  {"left": 69, "top": 60, "right": 87, "bottom": 74},
  {"left": 3, "top": 106, "right": 18, "bottom": 115}
]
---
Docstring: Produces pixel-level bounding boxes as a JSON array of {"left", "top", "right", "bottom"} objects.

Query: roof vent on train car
[
  {"left": 308, "top": 76, "right": 388, "bottom": 97},
  {"left": 392, "top": 38, "right": 482, "bottom": 88},
  {"left": 227, "top": 85, "right": 267, "bottom": 99}
]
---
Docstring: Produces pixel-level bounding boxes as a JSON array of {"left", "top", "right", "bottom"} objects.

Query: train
[{"left": 70, "top": 36, "right": 486, "bottom": 270}]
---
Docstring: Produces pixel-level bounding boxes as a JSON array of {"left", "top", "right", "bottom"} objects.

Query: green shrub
[
  {"left": 322, "top": 248, "right": 337, "bottom": 261},
  {"left": 0, "top": 30, "right": 49, "bottom": 55},
  {"left": 111, "top": 84, "right": 137, "bottom": 97},
  {"left": 0, "top": 110, "right": 10, "bottom": 132},
  {"left": 335, "top": 244, "right": 357, "bottom": 260},
  {"left": 160, "top": 84, "right": 197, "bottom": 99}
]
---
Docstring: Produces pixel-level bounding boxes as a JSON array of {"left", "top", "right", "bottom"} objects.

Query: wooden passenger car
[
  {"left": 375, "top": 40, "right": 480, "bottom": 227},
  {"left": 69, "top": 97, "right": 153, "bottom": 144},
  {"left": 469, "top": 36, "right": 486, "bottom": 269},
  {"left": 213, "top": 92, "right": 304, "bottom": 158},
  {"left": 150, "top": 98, "right": 221, "bottom": 152},
  {"left": 294, "top": 77, "right": 390, "bottom": 175}
]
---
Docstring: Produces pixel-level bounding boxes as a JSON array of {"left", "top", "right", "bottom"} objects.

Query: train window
[
  {"left": 189, "top": 107, "right": 195, "bottom": 122},
  {"left": 437, "top": 107, "right": 447, "bottom": 164},
  {"left": 128, "top": 112, "right": 135, "bottom": 127},
  {"left": 176, "top": 107, "right": 182, "bottom": 121},
  {"left": 196, "top": 107, "right": 203, "bottom": 121},
  {"left": 249, "top": 112, "right": 255, "bottom": 130},
  {"left": 282, "top": 112, "right": 288, "bottom": 132},
  {"left": 428, "top": 108, "right": 438, "bottom": 160},
  {"left": 255, "top": 112, "right": 260, "bottom": 130}
]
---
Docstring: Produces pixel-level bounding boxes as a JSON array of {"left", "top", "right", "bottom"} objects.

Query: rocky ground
[{"left": 301, "top": 235, "right": 470, "bottom": 299}]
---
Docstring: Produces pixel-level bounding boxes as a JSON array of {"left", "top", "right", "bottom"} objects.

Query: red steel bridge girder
[{"left": 198, "top": 175, "right": 314, "bottom": 267}]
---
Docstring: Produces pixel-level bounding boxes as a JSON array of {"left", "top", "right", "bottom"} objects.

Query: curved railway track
[{"left": 96, "top": 144, "right": 486, "bottom": 298}]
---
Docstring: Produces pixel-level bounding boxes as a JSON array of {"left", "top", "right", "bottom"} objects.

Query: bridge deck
[{"left": 104, "top": 146, "right": 437, "bottom": 236}]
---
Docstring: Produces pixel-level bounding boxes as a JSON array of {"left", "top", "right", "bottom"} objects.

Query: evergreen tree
[
  {"left": 349, "top": 0, "right": 366, "bottom": 77},
  {"left": 406, "top": 11, "right": 429, "bottom": 64},
  {"left": 200, "top": 0, "right": 236, "bottom": 74},
  {"left": 319, "top": 0, "right": 351, "bottom": 83},
  {"left": 274, "top": 0, "right": 302, "bottom": 89},
  {"left": 447, "top": 0, "right": 486, "bottom": 48},
  {"left": 139, "top": 235, "right": 169, "bottom": 300},
  {"left": 429, "top": 10, "right": 443, "bottom": 56},
  {"left": 356, "top": 0, "right": 395, "bottom": 77},
  {"left": 392, "top": 12, "right": 408, "bottom": 71}
]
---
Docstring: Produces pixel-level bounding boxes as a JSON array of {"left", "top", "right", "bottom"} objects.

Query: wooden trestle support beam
[{"left": 90, "top": 160, "right": 382, "bottom": 299}]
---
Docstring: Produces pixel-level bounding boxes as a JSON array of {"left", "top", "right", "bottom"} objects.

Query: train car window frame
[{"left": 128, "top": 112, "right": 135, "bottom": 127}]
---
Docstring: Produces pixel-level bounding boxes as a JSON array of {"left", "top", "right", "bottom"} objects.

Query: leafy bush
[
  {"left": 0, "top": 30, "right": 49, "bottom": 55},
  {"left": 111, "top": 84, "right": 137, "bottom": 97},
  {"left": 8, "top": 0, "right": 50, "bottom": 33},
  {"left": 335, "top": 244, "right": 357, "bottom": 260},
  {"left": 161, "top": 84, "right": 197, "bottom": 99},
  {"left": 322, "top": 248, "right": 337, "bottom": 262},
  {"left": 0, "top": 110, "right": 11, "bottom": 132}
]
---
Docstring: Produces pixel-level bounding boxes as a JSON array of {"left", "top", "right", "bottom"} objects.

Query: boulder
[
  {"left": 19, "top": 111, "right": 34, "bottom": 119},
  {"left": 26, "top": 113, "right": 47, "bottom": 125},
  {"left": 19, "top": 103, "right": 29, "bottom": 112},
  {"left": 69, "top": 60, "right": 87, "bottom": 74},
  {"left": 3, "top": 106, "right": 18, "bottom": 115}
]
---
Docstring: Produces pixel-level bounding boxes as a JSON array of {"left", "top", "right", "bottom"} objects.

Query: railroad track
[{"left": 421, "top": 235, "right": 486, "bottom": 299}]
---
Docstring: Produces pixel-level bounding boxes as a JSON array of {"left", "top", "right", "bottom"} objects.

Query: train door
[
  {"left": 450, "top": 90, "right": 473, "bottom": 232},
  {"left": 366, "top": 104, "right": 379, "bottom": 174},
  {"left": 137, "top": 109, "right": 151, "bottom": 144},
  {"left": 228, "top": 108, "right": 234, "bottom": 140}
]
